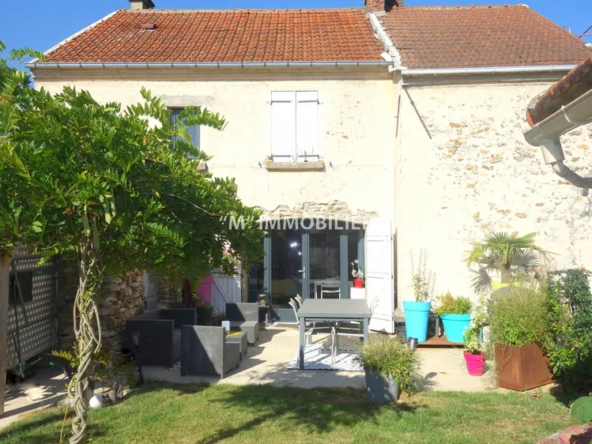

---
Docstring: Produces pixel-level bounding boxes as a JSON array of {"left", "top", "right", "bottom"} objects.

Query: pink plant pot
[
  {"left": 464, "top": 351, "right": 486, "bottom": 376},
  {"left": 196, "top": 275, "right": 214, "bottom": 303}
]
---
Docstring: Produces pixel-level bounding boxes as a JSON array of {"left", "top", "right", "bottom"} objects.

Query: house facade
[{"left": 28, "top": 0, "right": 592, "bottom": 333}]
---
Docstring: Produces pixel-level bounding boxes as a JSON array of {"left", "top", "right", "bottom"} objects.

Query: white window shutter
[
  {"left": 296, "top": 91, "right": 319, "bottom": 161},
  {"left": 365, "top": 218, "right": 395, "bottom": 333},
  {"left": 271, "top": 92, "right": 296, "bottom": 162}
]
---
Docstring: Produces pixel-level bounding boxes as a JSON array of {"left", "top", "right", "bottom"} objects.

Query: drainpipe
[{"left": 524, "top": 53, "right": 592, "bottom": 190}]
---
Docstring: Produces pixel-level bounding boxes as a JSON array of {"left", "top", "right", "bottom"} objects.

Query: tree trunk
[
  {"left": 69, "top": 237, "right": 102, "bottom": 444},
  {"left": 501, "top": 264, "right": 512, "bottom": 283}
]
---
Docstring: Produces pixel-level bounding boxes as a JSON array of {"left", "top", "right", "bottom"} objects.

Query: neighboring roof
[
  {"left": 381, "top": 5, "right": 591, "bottom": 69},
  {"left": 43, "top": 9, "right": 384, "bottom": 63},
  {"left": 527, "top": 52, "right": 592, "bottom": 126}
]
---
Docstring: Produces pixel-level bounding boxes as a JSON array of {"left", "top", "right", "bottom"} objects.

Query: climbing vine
[{"left": 0, "top": 43, "right": 263, "bottom": 443}]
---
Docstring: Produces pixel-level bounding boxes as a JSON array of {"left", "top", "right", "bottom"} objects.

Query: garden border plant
[
  {"left": 546, "top": 268, "right": 592, "bottom": 393},
  {"left": 488, "top": 286, "right": 554, "bottom": 391},
  {"left": 359, "top": 335, "right": 421, "bottom": 402},
  {"left": 404, "top": 250, "right": 435, "bottom": 343},
  {"left": 433, "top": 293, "right": 472, "bottom": 343},
  {"left": 465, "top": 231, "right": 551, "bottom": 293}
]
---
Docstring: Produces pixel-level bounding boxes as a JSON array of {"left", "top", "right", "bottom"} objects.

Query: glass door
[
  {"left": 269, "top": 228, "right": 306, "bottom": 307},
  {"left": 309, "top": 229, "right": 342, "bottom": 299},
  {"left": 261, "top": 221, "right": 365, "bottom": 321}
]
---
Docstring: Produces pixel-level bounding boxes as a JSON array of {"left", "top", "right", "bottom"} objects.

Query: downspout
[{"left": 524, "top": 53, "right": 592, "bottom": 190}]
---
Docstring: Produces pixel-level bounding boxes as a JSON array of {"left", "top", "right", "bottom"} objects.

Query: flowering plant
[{"left": 351, "top": 260, "right": 364, "bottom": 280}]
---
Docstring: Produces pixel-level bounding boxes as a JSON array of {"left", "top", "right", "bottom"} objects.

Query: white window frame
[{"left": 271, "top": 91, "right": 319, "bottom": 162}]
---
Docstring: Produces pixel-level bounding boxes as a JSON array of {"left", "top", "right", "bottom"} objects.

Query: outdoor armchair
[
  {"left": 180, "top": 326, "right": 241, "bottom": 378},
  {"left": 225, "top": 303, "right": 260, "bottom": 345}
]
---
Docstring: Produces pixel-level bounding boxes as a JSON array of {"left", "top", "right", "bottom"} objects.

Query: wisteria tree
[{"left": 0, "top": 42, "right": 263, "bottom": 443}]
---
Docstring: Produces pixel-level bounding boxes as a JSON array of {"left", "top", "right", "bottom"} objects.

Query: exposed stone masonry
[{"left": 58, "top": 265, "right": 145, "bottom": 352}]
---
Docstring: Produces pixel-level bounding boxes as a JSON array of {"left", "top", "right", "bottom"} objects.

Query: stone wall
[
  {"left": 58, "top": 265, "right": 145, "bottom": 352},
  {"left": 396, "top": 81, "right": 592, "bottom": 302},
  {"left": 260, "top": 200, "right": 379, "bottom": 224},
  {"left": 157, "top": 279, "right": 181, "bottom": 307}
]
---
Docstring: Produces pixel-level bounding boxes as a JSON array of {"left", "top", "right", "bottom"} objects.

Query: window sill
[{"left": 265, "top": 160, "right": 325, "bottom": 172}]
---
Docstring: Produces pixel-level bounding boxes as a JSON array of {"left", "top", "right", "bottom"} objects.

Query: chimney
[
  {"left": 129, "top": 0, "right": 155, "bottom": 10},
  {"left": 365, "top": 0, "right": 402, "bottom": 13}
]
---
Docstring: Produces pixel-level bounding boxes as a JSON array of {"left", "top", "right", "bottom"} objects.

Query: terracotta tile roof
[
  {"left": 527, "top": 52, "right": 592, "bottom": 126},
  {"left": 44, "top": 9, "right": 384, "bottom": 63},
  {"left": 381, "top": 5, "right": 591, "bottom": 69}
]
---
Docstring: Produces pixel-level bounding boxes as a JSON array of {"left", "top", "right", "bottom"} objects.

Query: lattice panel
[{"left": 6, "top": 251, "right": 59, "bottom": 370}]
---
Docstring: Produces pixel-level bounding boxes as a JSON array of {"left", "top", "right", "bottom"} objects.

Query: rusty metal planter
[{"left": 495, "top": 343, "right": 553, "bottom": 391}]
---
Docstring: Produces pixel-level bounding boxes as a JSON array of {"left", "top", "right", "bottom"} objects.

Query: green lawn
[{"left": 1, "top": 383, "right": 571, "bottom": 444}]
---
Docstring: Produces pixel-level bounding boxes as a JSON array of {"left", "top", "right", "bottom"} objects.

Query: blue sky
[{"left": 1, "top": 0, "right": 590, "bottom": 57}]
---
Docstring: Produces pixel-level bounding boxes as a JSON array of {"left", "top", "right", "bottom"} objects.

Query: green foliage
[
  {"left": 433, "top": 293, "right": 472, "bottom": 316},
  {"left": 50, "top": 348, "right": 81, "bottom": 370},
  {"left": 410, "top": 250, "right": 435, "bottom": 302},
  {"left": 0, "top": 44, "right": 263, "bottom": 282},
  {"left": 464, "top": 295, "right": 488, "bottom": 355},
  {"left": 93, "top": 350, "right": 138, "bottom": 392},
  {"left": 359, "top": 336, "right": 420, "bottom": 394},
  {"left": 464, "top": 328, "right": 482, "bottom": 355},
  {"left": 488, "top": 287, "right": 551, "bottom": 348},
  {"left": 51, "top": 348, "right": 137, "bottom": 393},
  {"left": 546, "top": 268, "right": 592, "bottom": 392},
  {"left": 465, "top": 232, "right": 551, "bottom": 293}
]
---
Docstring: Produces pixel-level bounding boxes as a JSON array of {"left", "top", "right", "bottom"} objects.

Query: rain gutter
[
  {"left": 400, "top": 65, "right": 577, "bottom": 77},
  {"left": 25, "top": 61, "right": 393, "bottom": 70}
]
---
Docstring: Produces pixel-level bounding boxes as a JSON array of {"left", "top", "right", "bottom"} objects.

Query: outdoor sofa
[{"left": 124, "top": 308, "right": 196, "bottom": 367}]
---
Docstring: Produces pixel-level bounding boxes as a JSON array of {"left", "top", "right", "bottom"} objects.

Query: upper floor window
[
  {"left": 170, "top": 108, "right": 200, "bottom": 148},
  {"left": 271, "top": 91, "right": 319, "bottom": 162}
]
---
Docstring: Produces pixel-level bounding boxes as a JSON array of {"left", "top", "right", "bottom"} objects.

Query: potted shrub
[
  {"left": 195, "top": 296, "right": 214, "bottom": 325},
  {"left": 464, "top": 329, "right": 486, "bottom": 376},
  {"left": 463, "top": 296, "right": 488, "bottom": 376},
  {"left": 464, "top": 232, "right": 551, "bottom": 293},
  {"left": 351, "top": 260, "right": 364, "bottom": 288},
  {"left": 489, "top": 286, "right": 553, "bottom": 391},
  {"left": 359, "top": 336, "right": 420, "bottom": 402},
  {"left": 433, "top": 293, "right": 472, "bottom": 343},
  {"left": 404, "top": 251, "right": 435, "bottom": 343}
]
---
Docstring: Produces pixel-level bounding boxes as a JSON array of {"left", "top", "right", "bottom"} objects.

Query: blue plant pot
[
  {"left": 440, "top": 313, "right": 471, "bottom": 343},
  {"left": 403, "top": 301, "right": 431, "bottom": 343}
]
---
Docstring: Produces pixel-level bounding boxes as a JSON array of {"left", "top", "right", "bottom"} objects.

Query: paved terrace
[{"left": 144, "top": 326, "right": 499, "bottom": 391}]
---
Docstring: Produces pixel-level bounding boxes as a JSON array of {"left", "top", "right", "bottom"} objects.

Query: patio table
[{"left": 296, "top": 299, "right": 371, "bottom": 370}]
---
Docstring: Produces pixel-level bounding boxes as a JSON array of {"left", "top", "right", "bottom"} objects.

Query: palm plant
[{"left": 464, "top": 232, "right": 551, "bottom": 293}]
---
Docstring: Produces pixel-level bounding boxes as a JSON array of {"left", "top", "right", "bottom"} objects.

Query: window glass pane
[
  {"left": 348, "top": 230, "right": 363, "bottom": 283},
  {"left": 270, "top": 229, "right": 302, "bottom": 307},
  {"left": 309, "top": 229, "right": 341, "bottom": 299},
  {"left": 170, "top": 108, "right": 200, "bottom": 148}
]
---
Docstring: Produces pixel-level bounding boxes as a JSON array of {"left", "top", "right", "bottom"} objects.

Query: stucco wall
[
  {"left": 396, "top": 81, "right": 592, "bottom": 303},
  {"left": 35, "top": 70, "right": 397, "bottom": 224}
]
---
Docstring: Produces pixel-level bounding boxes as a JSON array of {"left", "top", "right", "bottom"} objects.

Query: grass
[{"left": 1, "top": 383, "right": 571, "bottom": 444}]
